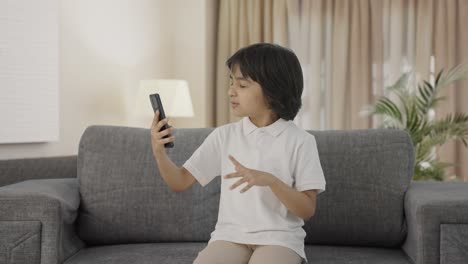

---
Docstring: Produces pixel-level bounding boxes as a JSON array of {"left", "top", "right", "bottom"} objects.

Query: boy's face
[{"left": 228, "top": 64, "right": 272, "bottom": 119}]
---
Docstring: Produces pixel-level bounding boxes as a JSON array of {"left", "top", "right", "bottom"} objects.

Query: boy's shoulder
[
  {"left": 210, "top": 118, "right": 316, "bottom": 142},
  {"left": 285, "top": 123, "right": 318, "bottom": 146},
  {"left": 283, "top": 120, "right": 311, "bottom": 136},
  {"left": 212, "top": 118, "right": 242, "bottom": 133},
  {"left": 207, "top": 120, "right": 239, "bottom": 140}
]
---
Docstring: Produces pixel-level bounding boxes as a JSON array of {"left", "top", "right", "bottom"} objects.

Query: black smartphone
[{"left": 149, "top": 93, "right": 174, "bottom": 148}]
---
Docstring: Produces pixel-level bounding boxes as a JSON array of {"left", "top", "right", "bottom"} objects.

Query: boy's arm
[
  {"left": 180, "top": 167, "right": 196, "bottom": 190},
  {"left": 269, "top": 178, "right": 318, "bottom": 221},
  {"left": 153, "top": 149, "right": 196, "bottom": 192}
]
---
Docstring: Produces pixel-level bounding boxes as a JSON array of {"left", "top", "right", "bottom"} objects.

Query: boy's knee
[
  {"left": 193, "top": 241, "right": 252, "bottom": 264},
  {"left": 248, "top": 245, "right": 303, "bottom": 264}
]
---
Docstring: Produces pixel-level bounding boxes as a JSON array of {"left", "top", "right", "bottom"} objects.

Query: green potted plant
[{"left": 362, "top": 64, "right": 468, "bottom": 181}]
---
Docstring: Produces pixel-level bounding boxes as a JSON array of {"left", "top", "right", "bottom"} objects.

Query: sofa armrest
[
  {"left": 402, "top": 181, "right": 468, "bottom": 264},
  {"left": 0, "top": 178, "right": 85, "bottom": 264}
]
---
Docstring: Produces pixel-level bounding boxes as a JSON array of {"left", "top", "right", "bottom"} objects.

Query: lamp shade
[{"left": 134, "top": 79, "right": 194, "bottom": 119}]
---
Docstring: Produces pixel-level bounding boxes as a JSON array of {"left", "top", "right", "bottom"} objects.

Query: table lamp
[{"left": 133, "top": 79, "right": 194, "bottom": 126}]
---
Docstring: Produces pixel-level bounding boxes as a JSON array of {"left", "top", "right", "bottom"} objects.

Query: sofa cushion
[
  {"left": 304, "top": 129, "right": 414, "bottom": 247},
  {"left": 304, "top": 245, "right": 412, "bottom": 264},
  {"left": 63, "top": 243, "right": 205, "bottom": 264},
  {"left": 77, "top": 125, "right": 414, "bottom": 247},
  {"left": 63, "top": 243, "right": 412, "bottom": 264},
  {"left": 77, "top": 126, "right": 220, "bottom": 245}
]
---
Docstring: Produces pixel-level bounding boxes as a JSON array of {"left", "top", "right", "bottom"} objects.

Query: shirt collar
[{"left": 242, "top": 116, "right": 290, "bottom": 137}]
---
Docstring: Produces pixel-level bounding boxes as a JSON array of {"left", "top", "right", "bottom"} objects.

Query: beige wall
[{"left": 0, "top": 0, "right": 217, "bottom": 159}]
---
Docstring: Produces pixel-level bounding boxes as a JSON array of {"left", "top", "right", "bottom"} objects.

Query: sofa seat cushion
[
  {"left": 64, "top": 243, "right": 206, "bottom": 264},
  {"left": 63, "top": 243, "right": 412, "bottom": 264},
  {"left": 305, "top": 245, "right": 412, "bottom": 264}
]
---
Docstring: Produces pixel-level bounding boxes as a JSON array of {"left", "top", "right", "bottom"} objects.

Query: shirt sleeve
[
  {"left": 182, "top": 128, "right": 222, "bottom": 187},
  {"left": 293, "top": 135, "right": 326, "bottom": 194}
]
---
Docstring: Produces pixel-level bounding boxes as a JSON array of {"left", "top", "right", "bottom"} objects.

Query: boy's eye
[{"left": 240, "top": 85, "right": 246, "bottom": 88}]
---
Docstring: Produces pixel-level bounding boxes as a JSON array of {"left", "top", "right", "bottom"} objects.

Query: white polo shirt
[{"left": 183, "top": 116, "right": 326, "bottom": 262}]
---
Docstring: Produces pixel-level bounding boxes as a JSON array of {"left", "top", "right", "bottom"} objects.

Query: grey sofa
[{"left": 1, "top": 125, "right": 468, "bottom": 264}]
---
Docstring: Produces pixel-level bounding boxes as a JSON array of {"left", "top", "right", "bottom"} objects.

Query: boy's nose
[{"left": 228, "top": 88, "right": 236, "bottom": 97}]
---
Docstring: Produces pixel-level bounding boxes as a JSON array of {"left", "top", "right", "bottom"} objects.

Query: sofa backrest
[
  {"left": 302, "top": 129, "right": 414, "bottom": 247},
  {"left": 77, "top": 125, "right": 219, "bottom": 245},
  {"left": 77, "top": 125, "right": 414, "bottom": 247},
  {"left": 0, "top": 155, "right": 77, "bottom": 187}
]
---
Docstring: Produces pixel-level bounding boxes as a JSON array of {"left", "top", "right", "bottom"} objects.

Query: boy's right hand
[{"left": 151, "top": 110, "right": 175, "bottom": 154}]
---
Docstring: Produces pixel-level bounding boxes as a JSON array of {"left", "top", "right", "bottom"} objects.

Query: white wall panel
[{"left": 0, "top": 0, "right": 59, "bottom": 143}]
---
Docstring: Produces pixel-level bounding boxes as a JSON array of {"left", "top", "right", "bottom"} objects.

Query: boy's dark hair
[{"left": 226, "top": 43, "right": 303, "bottom": 121}]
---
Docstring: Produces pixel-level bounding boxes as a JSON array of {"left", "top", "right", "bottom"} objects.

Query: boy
[{"left": 151, "top": 43, "right": 326, "bottom": 264}]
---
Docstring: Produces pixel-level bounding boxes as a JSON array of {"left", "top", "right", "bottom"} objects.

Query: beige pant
[{"left": 193, "top": 240, "right": 304, "bottom": 264}]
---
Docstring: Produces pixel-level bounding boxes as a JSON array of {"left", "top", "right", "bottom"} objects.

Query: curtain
[
  {"left": 287, "top": 0, "right": 373, "bottom": 130},
  {"left": 432, "top": 0, "right": 468, "bottom": 180},
  {"left": 287, "top": 0, "right": 468, "bottom": 180},
  {"left": 214, "top": 0, "right": 289, "bottom": 125},
  {"left": 214, "top": 0, "right": 468, "bottom": 180},
  {"left": 288, "top": 0, "right": 448, "bottom": 131}
]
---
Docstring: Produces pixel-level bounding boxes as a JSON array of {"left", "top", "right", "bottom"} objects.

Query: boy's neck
[{"left": 249, "top": 113, "right": 280, "bottom": 128}]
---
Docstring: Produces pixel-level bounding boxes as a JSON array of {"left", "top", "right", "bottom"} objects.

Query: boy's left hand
[{"left": 224, "top": 154, "right": 277, "bottom": 193}]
